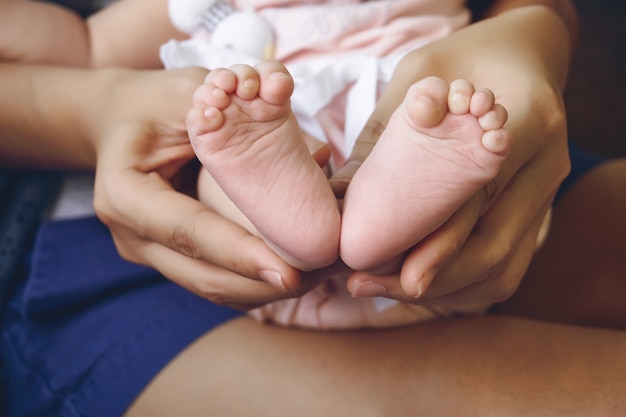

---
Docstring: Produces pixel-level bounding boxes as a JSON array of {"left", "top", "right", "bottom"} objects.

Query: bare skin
[
  {"left": 125, "top": 317, "right": 626, "bottom": 417},
  {"left": 123, "top": 158, "right": 626, "bottom": 417},
  {"left": 495, "top": 159, "right": 626, "bottom": 329},
  {"left": 341, "top": 76, "right": 511, "bottom": 271},
  {"left": 188, "top": 61, "right": 341, "bottom": 271},
  {"left": 0, "top": 0, "right": 181, "bottom": 68},
  {"left": 335, "top": 4, "right": 574, "bottom": 303},
  {"left": 189, "top": 64, "right": 511, "bottom": 282}
]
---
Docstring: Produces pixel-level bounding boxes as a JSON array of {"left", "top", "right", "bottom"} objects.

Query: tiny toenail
[
  {"left": 417, "top": 94, "right": 436, "bottom": 105},
  {"left": 242, "top": 78, "right": 257, "bottom": 88},
  {"left": 269, "top": 71, "right": 289, "bottom": 80},
  {"left": 204, "top": 107, "right": 219, "bottom": 119},
  {"left": 451, "top": 93, "right": 466, "bottom": 102},
  {"left": 475, "top": 89, "right": 492, "bottom": 100}
]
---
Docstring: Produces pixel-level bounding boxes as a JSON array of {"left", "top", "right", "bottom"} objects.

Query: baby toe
[
  {"left": 469, "top": 87, "right": 496, "bottom": 117},
  {"left": 405, "top": 76, "right": 450, "bottom": 128},
  {"left": 192, "top": 83, "right": 231, "bottom": 109},
  {"left": 255, "top": 60, "right": 295, "bottom": 105},
  {"left": 481, "top": 128, "right": 512, "bottom": 156},
  {"left": 448, "top": 79, "right": 475, "bottom": 115},
  {"left": 478, "top": 103, "right": 508, "bottom": 131},
  {"left": 228, "top": 64, "right": 260, "bottom": 100}
]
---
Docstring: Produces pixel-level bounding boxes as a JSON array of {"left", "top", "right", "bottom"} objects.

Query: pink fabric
[{"left": 237, "top": 0, "right": 470, "bottom": 64}]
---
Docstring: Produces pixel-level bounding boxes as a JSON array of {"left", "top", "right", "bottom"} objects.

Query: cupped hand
[
  {"left": 332, "top": 7, "right": 572, "bottom": 307},
  {"left": 90, "top": 67, "right": 334, "bottom": 310}
]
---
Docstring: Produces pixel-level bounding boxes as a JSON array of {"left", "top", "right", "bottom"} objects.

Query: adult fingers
[
  {"left": 417, "top": 208, "right": 548, "bottom": 308},
  {"left": 403, "top": 162, "right": 557, "bottom": 300},
  {"left": 136, "top": 238, "right": 348, "bottom": 309},
  {"left": 413, "top": 139, "right": 566, "bottom": 300},
  {"left": 345, "top": 196, "right": 480, "bottom": 300},
  {"left": 347, "top": 207, "right": 546, "bottom": 307},
  {"left": 134, "top": 237, "right": 320, "bottom": 310},
  {"left": 346, "top": 149, "right": 560, "bottom": 304},
  {"left": 95, "top": 166, "right": 302, "bottom": 293}
]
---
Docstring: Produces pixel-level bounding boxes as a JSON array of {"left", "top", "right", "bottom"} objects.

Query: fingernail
[
  {"left": 351, "top": 281, "right": 387, "bottom": 298},
  {"left": 415, "top": 269, "right": 437, "bottom": 297},
  {"left": 259, "top": 270, "right": 286, "bottom": 292}
]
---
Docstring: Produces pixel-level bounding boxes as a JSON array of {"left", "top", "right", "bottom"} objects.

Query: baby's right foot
[
  {"left": 188, "top": 61, "right": 340, "bottom": 271},
  {"left": 341, "top": 77, "right": 512, "bottom": 272}
]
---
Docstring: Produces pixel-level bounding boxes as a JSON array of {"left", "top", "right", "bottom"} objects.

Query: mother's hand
[
  {"left": 331, "top": 5, "right": 573, "bottom": 307},
  {"left": 90, "top": 67, "right": 334, "bottom": 310}
]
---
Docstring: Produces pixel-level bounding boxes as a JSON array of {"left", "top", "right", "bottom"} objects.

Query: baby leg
[
  {"left": 341, "top": 77, "right": 511, "bottom": 271},
  {"left": 188, "top": 61, "right": 340, "bottom": 271}
]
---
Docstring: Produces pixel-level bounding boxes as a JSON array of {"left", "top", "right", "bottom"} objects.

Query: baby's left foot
[{"left": 341, "top": 77, "right": 512, "bottom": 271}]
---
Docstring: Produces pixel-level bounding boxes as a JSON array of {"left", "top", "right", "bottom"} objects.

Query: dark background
[{"left": 566, "top": 0, "right": 626, "bottom": 157}]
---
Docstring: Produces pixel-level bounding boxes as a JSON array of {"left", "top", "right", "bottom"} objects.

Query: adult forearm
[{"left": 0, "top": 64, "right": 100, "bottom": 169}]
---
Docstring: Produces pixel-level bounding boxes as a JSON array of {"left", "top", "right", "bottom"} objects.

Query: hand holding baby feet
[
  {"left": 188, "top": 60, "right": 341, "bottom": 271},
  {"left": 341, "top": 77, "right": 512, "bottom": 271}
]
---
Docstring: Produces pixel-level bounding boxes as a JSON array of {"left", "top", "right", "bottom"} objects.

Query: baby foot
[
  {"left": 188, "top": 61, "right": 340, "bottom": 271},
  {"left": 340, "top": 77, "right": 512, "bottom": 271}
]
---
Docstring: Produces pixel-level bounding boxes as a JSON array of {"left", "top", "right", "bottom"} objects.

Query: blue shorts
[
  {"left": 0, "top": 142, "right": 606, "bottom": 417},
  {"left": 0, "top": 218, "right": 243, "bottom": 417}
]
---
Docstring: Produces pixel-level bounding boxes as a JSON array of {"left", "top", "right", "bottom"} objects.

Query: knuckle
[
  {"left": 92, "top": 189, "right": 114, "bottom": 227},
  {"left": 477, "top": 242, "right": 524, "bottom": 303},
  {"left": 443, "top": 230, "right": 466, "bottom": 259},
  {"left": 479, "top": 241, "right": 513, "bottom": 283},
  {"left": 109, "top": 232, "right": 143, "bottom": 264},
  {"left": 168, "top": 223, "right": 201, "bottom": 259},
  {"left": 348, "top": 118, "right": 387, "bottom": 164},
  {"left": 177, "top": 67, "right": 211, "bottom": 94},
  {"left": 477, "top": 175, "right": 505, "bottom": 213},
  {"left": 537, "top": 89, "right": 567, "bottom": 137},
  {"left": 548, "top": 141, "right": 571, "bottom": 185},
  {"left": 195, "top": 282, "right": 229, "bottom": 306},
  {"left": 533, "top": 86, "right": 571, "bottom": 179}
]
